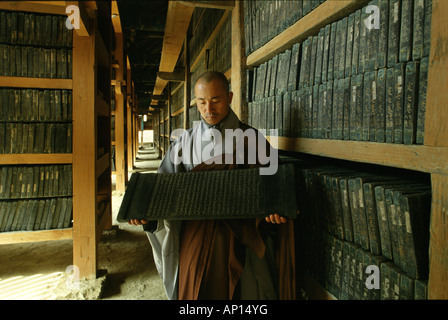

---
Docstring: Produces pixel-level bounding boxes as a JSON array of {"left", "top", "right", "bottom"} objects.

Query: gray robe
[{"left": 144, "top": 108, "right": 279, "bottom": 300}]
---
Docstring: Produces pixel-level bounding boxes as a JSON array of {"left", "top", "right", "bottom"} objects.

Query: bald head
[{"left": 195, "top": 71, "right": 230, "bottom": 94}]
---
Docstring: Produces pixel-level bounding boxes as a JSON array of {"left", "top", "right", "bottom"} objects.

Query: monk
[{"left": 129, "top": 71, "right": 295, "bottom": 300}]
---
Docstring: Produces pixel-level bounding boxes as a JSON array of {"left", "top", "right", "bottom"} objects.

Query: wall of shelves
[
  {"left": 0, "top": 3, "right": 76, "bottom": 246},
  {"left": 0, "top": 1, "right": 114, "bottom": 281},
  {"left": 153, "top": 0, "right": 447, "bottom": 299},
  {"left": 240, "top": 0, "right": 447, "bottom": 299}
]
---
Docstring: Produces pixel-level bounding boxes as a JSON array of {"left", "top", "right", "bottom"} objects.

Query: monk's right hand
[{"left": 128, "top": 219, "right": 148, "bottom": 225}]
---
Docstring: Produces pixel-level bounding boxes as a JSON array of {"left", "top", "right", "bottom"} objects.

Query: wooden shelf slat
[
  {"left": 0, "top": 1, "right": 67, "bottom": 15},
  {"left": 267, "top": 136, "right": 448, "bottom": 175},
  {"left": 0, "top": 228, "right": 73, "bottom": 245},
  {"left": 0, "top": 76, "right": 72, "bottom": 90},
  {"left": 171, "top": 108, "right": 185, "bottom": 117},
  {"left": 0, "top": 153, "right": 73, "bottom": 165}
]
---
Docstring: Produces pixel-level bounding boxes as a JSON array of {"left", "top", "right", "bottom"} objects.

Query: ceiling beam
[
  {"left": 151, "top": 93, "right": 168, "bottom": 101},
  {"left": 111, "top": 0, "right": 122, "bottom": 34},
  {"left": 177, "top": 1, "right": 235, "bottom": 10},
  {"left": 157, "top": 71, "right": 185, "bottom": 82},
  {"left": 152, "top": 1, "right": 194, "bottom": 99}
]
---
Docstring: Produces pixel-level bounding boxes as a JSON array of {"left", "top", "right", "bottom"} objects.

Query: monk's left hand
[{"left": 265, "top": 213, "right": 287, "bottom": 224}]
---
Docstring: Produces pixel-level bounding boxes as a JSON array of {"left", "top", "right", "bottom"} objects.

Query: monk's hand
[
  {"left": 128, "top": 219, "right": 148, "bottom": 226},
  {"left": 265, "top": 213, "right": 287, "bottom": 224}
]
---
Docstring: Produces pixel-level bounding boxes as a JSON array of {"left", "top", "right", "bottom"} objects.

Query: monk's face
[{"left": 195, "top": 78, "right": 233, "bottom": 126}]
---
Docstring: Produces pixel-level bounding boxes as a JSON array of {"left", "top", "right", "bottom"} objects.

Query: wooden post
[
  {"left": 114, "top": 32, "right": 126, "bottom": 192},
  {"left": 424, "top": 0, "right": 448, "bottom": 299},
  {"left": 127, "top": 64, "right": 134, "bottom": 171},
  {"left": 72, "top": 23, "right": 98, "bottom": 281},
  {"left": 184, "top": 37, "right": 191, "bottom": 129},
  {"left": 135, "top": 115, "right": 139, "bottom": 155},
  {"left": 231, "top": 0, "right": 247, "bottom": 123},
  {"left": 167, "top": 86, "right": 171, "bottom": 153},
  {"left": 160, "top": 112, "right": 162, "bottom": 153}
]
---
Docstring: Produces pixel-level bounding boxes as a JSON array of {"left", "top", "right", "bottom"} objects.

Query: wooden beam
[
  {"left": 72, "top": 30, "right": 98, "bottom": 280},
  {"left": 66, "top": 1, "right": 91, "bottom": 37},
  {"left": 0, "top": 154, "right": 72, "bottom": 165},
  {"left": 151, "top": 93, "right": 169, "bottom": 101},
  {"left": 113, "top": 80, "right": 125, "bottom": 95},
  {"left": 82, "top": 1, "right": 97, "bottom": 12},
  {"left": 231, "top": 0, "right": 247, "bottom": 122},
  {"left": 0, "top": 77, "right": 72, "bottom": 90},
  {"left": 184, "top": 36, "right": 191, "bottom": 129},
  {"left": 96, "top": 152, "right": 110, "bottom": 179},
  {"left": 25, "top": 1, "right": 66, "bottom": 6},
  {"left": 425, "top": 0, "right": 448, "bottom": 300},
  {"left": 424, "top": 0, "right": 448, "bottom": 148},
  {"left": 127, "top": 103, "right": 134, "bottom": 171},
  {"left": 153, "top": 1, "right": 194, "bottom": 95},
  {"left": 267, "top": 137, "right": 448, "bottom": 176},
  {"left": 0, "top": 1, "right": 66, "bottom": 15},
  {"left": 177, "top": 0, "right": 235, "bottom": 10},
  {"left": 0, "top": 228, "right": 73, "bottom": 245},
  {"left": 113, "top": 31, "right": 127, "bottom": 193},
  {"left": 157, "top": 71, "right": 185, "bottom": 82},
  {"left": 428, "top": 174, "right": 448, "bottom": 299},
  {"left": 127, "top": 62, "right": 135, "bottom": 171},
  {"left": 111, "top": 0, "right": 122, "bottom": 34},
  {"left": 159, "top": 2, "right": 194, "bottom": 72}
]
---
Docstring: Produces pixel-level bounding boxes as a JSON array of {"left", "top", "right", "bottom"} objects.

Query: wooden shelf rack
[{"left": 152, "top": 0, "right": 448, "bottom": 299}]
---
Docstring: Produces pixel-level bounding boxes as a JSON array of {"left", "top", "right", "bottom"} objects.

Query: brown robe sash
[{"left": 177, "top": 147, "right": 296, "bottom": 300}]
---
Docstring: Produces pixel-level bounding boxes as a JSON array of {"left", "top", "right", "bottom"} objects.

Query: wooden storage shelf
[
  {"left": 149, "top": 0, "right": 448, "bottom": 298},
  {"left": 0, "top": 2, "right": 75, "bottom": 252},
  {"left": 190, "top": 10, "right": 231, "bottom": 72},
  {"left": 0, "top": 76, "right": 72, "bottom": 90},
  {"left": 246, "top": 0, "right": 369, "bottom": 69},
  {"left": 267, "top": 137, "right": 448, "bottom": 175},
  {"left": 244, "top": 0, "right": 448, "bottom": 299},
  {"left": 0, "top": 1, "right": 114, "bottom": 282}
]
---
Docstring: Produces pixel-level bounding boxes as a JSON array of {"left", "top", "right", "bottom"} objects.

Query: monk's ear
[{"left": 228, "top": 91, "right": 233, "bottom": 104}]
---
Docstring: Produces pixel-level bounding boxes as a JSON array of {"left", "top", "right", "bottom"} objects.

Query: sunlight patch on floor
[{"left": 0, "top": 272, "right": 63, "bottom": 300}]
